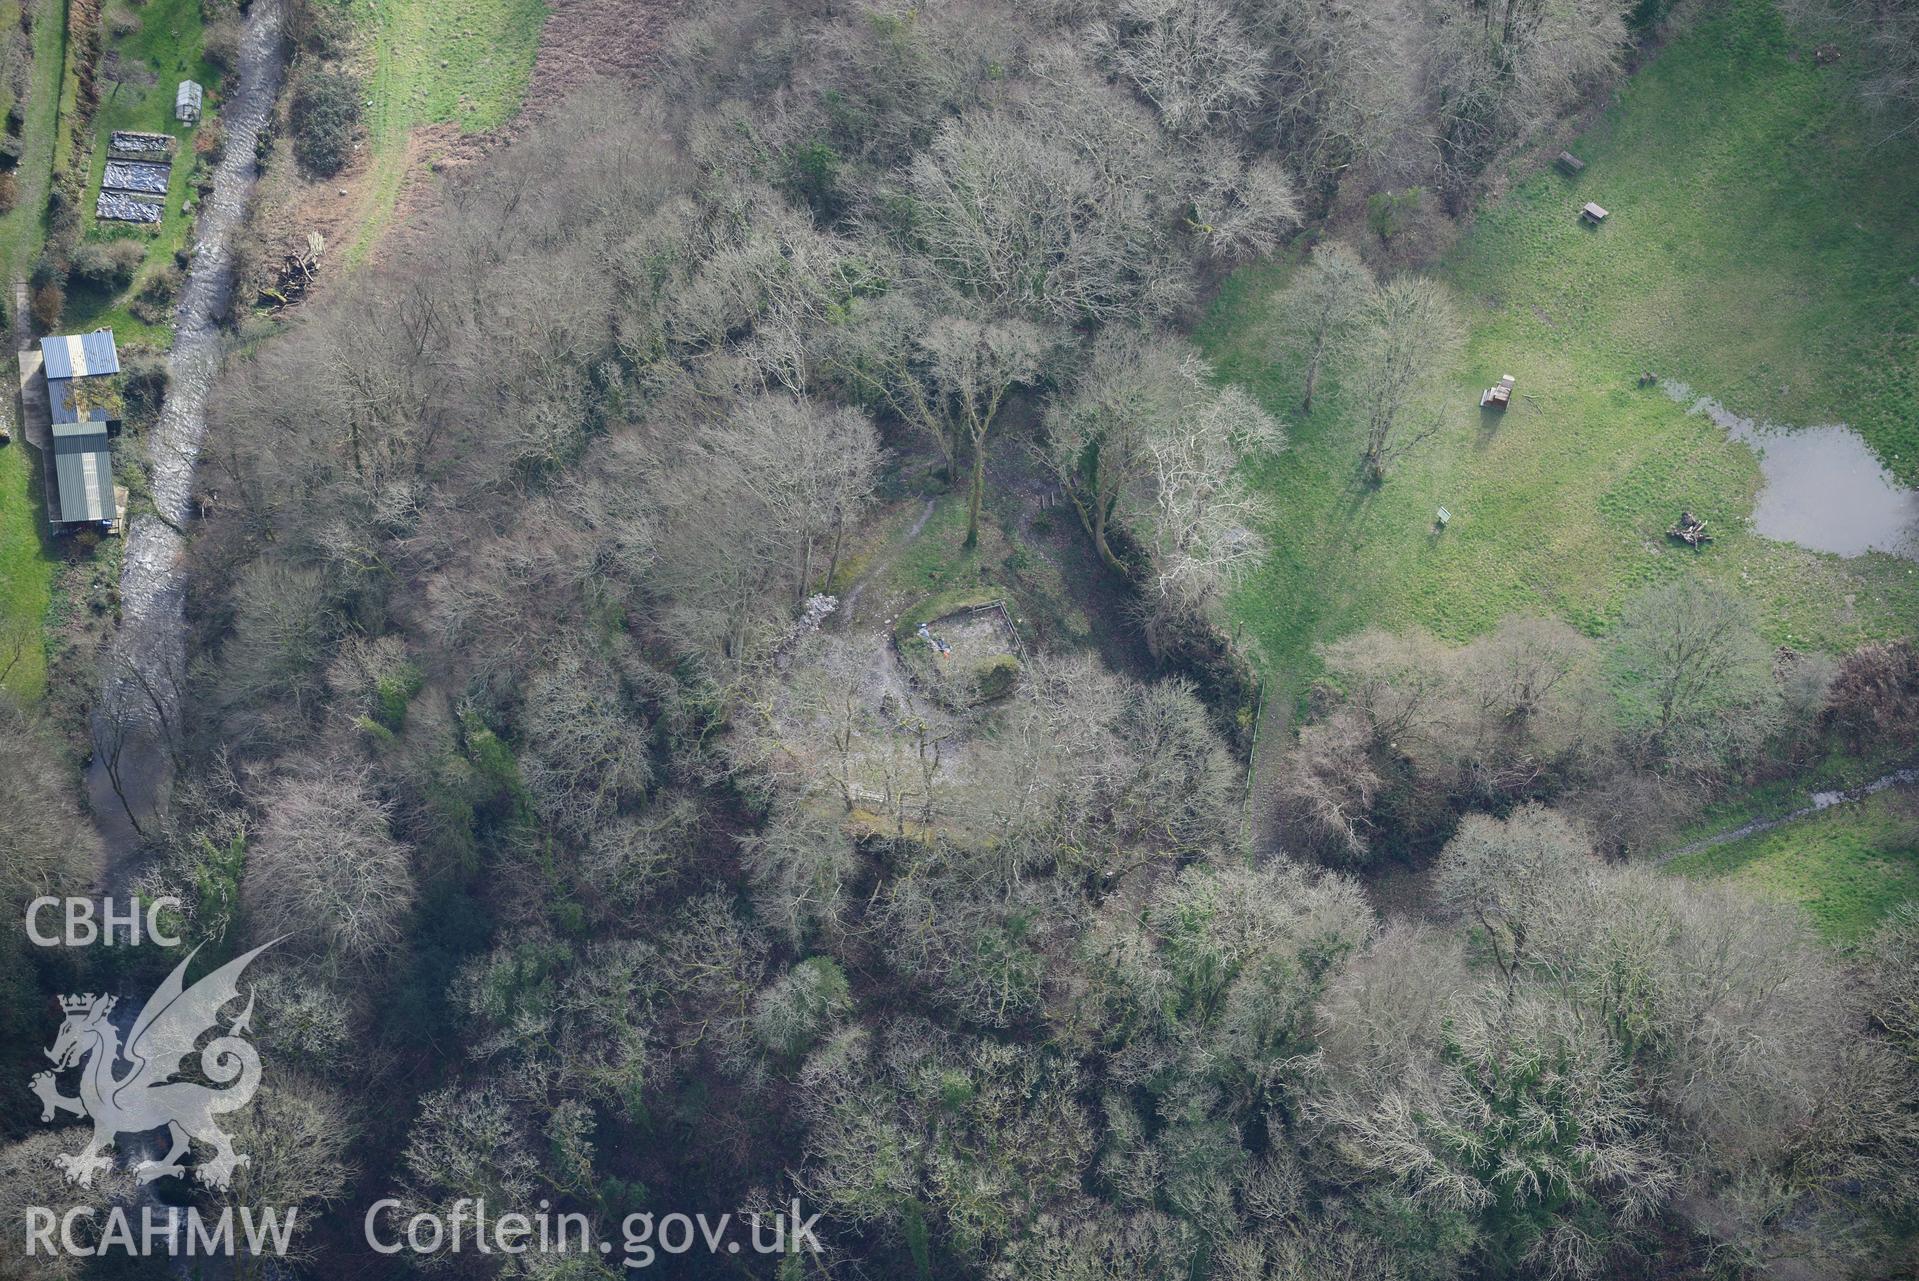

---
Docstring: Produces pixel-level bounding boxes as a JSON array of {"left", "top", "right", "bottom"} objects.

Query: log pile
[
  {"left": 1668, "top": 511, "right": 1711, "bottom": 547},
  {"left": 259, "top": 231, "right": 326, "bottom": 309}
]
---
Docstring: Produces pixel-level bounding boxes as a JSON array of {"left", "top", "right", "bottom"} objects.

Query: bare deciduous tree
[
  {"left": 1820, "top": 638, "right": 1919, "bottom": 752},
  {"left": 1426, "top": 0, "right": 1629, "bottom": 191},
  {"left": 0, "top": 1133, "right": 135, "bottom": 1280},
  {"left": 1255, "top": 0, "right": 1421, "bottom": 187},
  {"left": 0, "top": 697, "right": 102, "bottom": 907},
  {"left": 1099, "top": 0, "right": 1266, "bottom": 136},
  {"left": 1040, "top": 331, "right": 1217, "bottom": 574},
  {"left": 1311, "top": 985, "right": 1675, "bottom": 1281},
  {"left": 1451, "top": 616, "right": 1607, "bottom": 800},
  {"left": 521, "top": 644, "right": 655, "bottom": 836},
  {"left": 220, "top": 1073, "right": 357, "bottom": 1274},
  {"left": 245, "top": 762, "right": 415, "bottom": 965},
  {"left": 1610, "top": 579, "right": 1781, "bottom": 771},
  {"left": 739, "top": 804, "right": 861, "bottom": 947},
  {"left": 905, "top": 53, "right": 1277, "bottom": 325},
  {"left": 1432, "top": 804, "right": 1596, "bottom": 991},
  {"left": 1134, "top": 377, "right": 1282, "bottom": 650},
  {"left": 711, "top": 394, "right": 884, "bottom": 604},
  {"left": 1277, "top": 707, "right": 1382, "bottom": 859},
  {"left": 1274, "top": 241, "right": 1374, "bottom": 414},
  {"left": 922, "top": 316, "right": 1048, "bottom": 548},
  {"left": 1348, "top": 275, "right": 1460, "bottom": 481},
  {"left": 1319, "top": 626, "right": 1453, "bottom": 746}
]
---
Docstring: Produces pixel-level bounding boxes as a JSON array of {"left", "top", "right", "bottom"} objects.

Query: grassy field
[
  {"left": 0, "top": 0, "right": 67, "bottom": 288},
  {"left": 0, "top": 440, "right": 54, "bottom": 700},
  {"left": 1664, "top": 787, "right": 1919, "bottom": 941},
  {"left": 1665, "top": 746, "right": 1916, "bottom": 850},
  {"left": 63, "top": 0, "right": 221, "bottom": 343},
  {"left": 345, "top": 0, "right": 546, "bottom": 262},
  {"left": 1196, "top": 0, "right": 1919, "bottom": 703},
  {"left": 0, "top": 0, "right": 69, "bottom": 702}
]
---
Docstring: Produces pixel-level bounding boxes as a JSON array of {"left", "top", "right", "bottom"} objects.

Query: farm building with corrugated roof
[{"left": 39, "top": 331, "right": 121, "bottom": 527}]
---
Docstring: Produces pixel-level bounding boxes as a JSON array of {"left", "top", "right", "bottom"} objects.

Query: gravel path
[
  {"left": 87, "top": 0, "right": 286, "bottom": 873},
  {"left": 839, "top": 497, "right": 935, "bottom": 625}
]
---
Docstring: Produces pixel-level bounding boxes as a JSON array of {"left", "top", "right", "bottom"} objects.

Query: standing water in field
[{"left": 1664, "top": 381, "right": 1919, "bottom": 560}]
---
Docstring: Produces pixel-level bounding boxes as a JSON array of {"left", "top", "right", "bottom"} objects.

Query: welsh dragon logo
[{"left": 30, "top": 941, "right": 277, "bottom": 1190}]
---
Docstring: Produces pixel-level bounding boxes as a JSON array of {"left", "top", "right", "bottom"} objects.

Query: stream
[
  {"left": 1658, "top": 766, "right": 1919, "bottom": 862},
  {"left": 59, "top": 7, "right": 288, "bottom": 1261},
  {"left": 87, "top": 0, "right": 286, "bottom": 880}
]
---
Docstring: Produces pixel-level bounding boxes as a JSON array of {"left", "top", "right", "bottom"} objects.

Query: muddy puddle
[{"left": 1664, "top": 381, "right": 1919, "bottom": 560}]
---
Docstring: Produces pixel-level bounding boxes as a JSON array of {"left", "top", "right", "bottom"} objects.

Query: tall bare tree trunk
[
  {"left": 1303, "top": 332, "right": 1328, "bottom": 413},
  {"left": 965, "top": 445, "right": 985, "bottom": 548},
  {"left": 825, "top": 507, "right": 848, "bottom": 592}
]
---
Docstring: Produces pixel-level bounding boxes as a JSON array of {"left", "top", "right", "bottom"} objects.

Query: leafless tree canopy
[
  {"left": 86, "top": 3, "right": 1913, "bottom": 1277},
  {"left": 0, "top": 696, "right": 102, "bottom": 907}
]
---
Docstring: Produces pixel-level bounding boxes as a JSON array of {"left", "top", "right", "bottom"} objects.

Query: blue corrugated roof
[
  {"left": 40, "top": 331, "right": 120, "bottom": 379},
  {"left": 81, "top": 330, "right": 119, "bottom": 375}
]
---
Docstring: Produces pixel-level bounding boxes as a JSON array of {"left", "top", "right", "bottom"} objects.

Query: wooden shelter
[
  {"left": 1581, "top": 202, "right": 1609, "bottom": 224},
  {"left": 1480, "top": 373, "right": 1516, "bottom": 409}
]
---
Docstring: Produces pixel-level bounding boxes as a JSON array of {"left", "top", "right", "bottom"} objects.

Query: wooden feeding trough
[
  {"left": 1667, "top": 511, "right": 1712, "bottom": 547},
  {"left": 1480, "top": 373, "right": 1515, "bottom": 409},
  {"left": 1556, "top": 151, "right": 1585, "bottom": 175},
  {"left": 1581, "top": 201, "right": 1609, "bottom": 225}
]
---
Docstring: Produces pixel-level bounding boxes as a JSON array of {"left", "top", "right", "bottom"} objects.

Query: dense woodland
[{"left": 4, "top": 1, "right": 1919, "bottom": 1279}]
